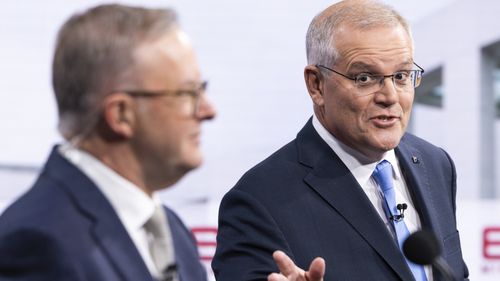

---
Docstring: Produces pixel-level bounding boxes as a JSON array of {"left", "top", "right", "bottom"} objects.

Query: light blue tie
[{"left": 373, "top": 160, "right": 428, "bottom": 281}]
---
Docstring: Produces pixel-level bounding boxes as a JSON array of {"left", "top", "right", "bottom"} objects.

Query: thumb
[{"left": 305, "top": 257, "right": 325, "bottom": 281}]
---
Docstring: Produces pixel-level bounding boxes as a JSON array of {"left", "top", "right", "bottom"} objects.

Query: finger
[
  {"left": 272, "top": 250, "right": 300, "bottom": 276},
  {"left": 305, "top": 257, "right": 325, "bottom": 281},
  {"left": 267, "top": 272, "right": 286, "bottom": 281}
]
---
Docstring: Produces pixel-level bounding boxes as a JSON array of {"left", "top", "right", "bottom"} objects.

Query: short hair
[
  {"left": 52, "top": 4, "right": 178, "bottom": 139},
  {"left": 305, "top": 0, "right": 412, "bottom": 66}
]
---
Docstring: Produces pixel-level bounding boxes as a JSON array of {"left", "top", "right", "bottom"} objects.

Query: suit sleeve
[
  {"left": 212, "top": 189, "right": 293, "bottom": 281},
  {"left": 0, "top": 229, "right": 80, "bottom": 281},
  {"left": 441, "top": 148, "right": 469, "bottom": 281}
]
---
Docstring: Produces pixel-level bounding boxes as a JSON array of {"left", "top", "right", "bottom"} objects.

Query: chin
[
  {"left": 375, "top": 130, "right": 404, "bottom": 148},
  {"left": 178, "top": 145, "right": 203, "bottom": 167},
  {"left": 378, "top": 138, "right": 401, "bottom": 151},
  {"left": 184, "top": 154, "right": 203, "bottom": 170}
]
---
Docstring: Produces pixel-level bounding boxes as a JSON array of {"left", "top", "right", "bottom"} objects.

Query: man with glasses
[
  {"left": 0, "top": 4, "right": 215, "bottom": 281},
  {"left": 213, "top": 1, "right": 468, "bottom": 280}
]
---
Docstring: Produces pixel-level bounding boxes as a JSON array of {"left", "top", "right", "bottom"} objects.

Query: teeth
[{"left": 379, "top": 116, "right": 388, "bottom": 121}]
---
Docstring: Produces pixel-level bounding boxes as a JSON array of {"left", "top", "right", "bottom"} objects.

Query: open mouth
[
  {"left": 371, "top": 115, "right": 399, "bottom": 126},
  {"left": 376, "top": 115, "right": 396, "bottom": 121}
]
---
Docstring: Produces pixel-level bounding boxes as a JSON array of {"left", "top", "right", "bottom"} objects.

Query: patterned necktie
[
  {"left": 144, "top": 205, "right": 178, "bottom": 281},
  {"left": 372, "top": 160, "right": 428, "bottom": 281}
]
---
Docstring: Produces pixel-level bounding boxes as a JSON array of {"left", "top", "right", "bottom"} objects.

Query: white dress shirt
[
  {"left": 59, "top": 143, "right": 164, "bottom": 279},
  {"left": 312, "top": 116, "right": 432, "bottom": 280}
]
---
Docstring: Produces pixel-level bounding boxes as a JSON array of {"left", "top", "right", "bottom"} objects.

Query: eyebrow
[
  {"left": 347, "top": 61, "right": 414, "bottom": 73},
  {"left": 181, "top": 79, "right": 205, "bottom": 87}
]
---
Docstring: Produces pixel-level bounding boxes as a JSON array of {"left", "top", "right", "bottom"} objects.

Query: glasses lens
[
  {"left": 354, "top": 72, "right": 421, "bottom": 95},
  {"left": 192, "top": 81, "right": 208, "bottom": 116},
  {"left": 413, "top": 71, "right": 423, "bottom": 88}
]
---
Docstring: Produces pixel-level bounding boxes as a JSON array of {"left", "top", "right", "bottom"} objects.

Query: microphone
[
  {"left": 403, "top": 229, "right": 458, "bottom": 281},
  {"left": 390, "top": 203, "right": 407, "bottom": 222},
  {"left": 163, "top": 264, "right": 178, "bottom": 281}
]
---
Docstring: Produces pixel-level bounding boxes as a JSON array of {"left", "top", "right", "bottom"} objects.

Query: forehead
[
  {"left": 131, "top": 30, "right": 200, "bottom": 87},
  {"left": 334, "top": 24, "right": 414, "bottom": 70}
]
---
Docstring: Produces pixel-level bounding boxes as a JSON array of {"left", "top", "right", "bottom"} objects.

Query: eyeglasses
[
  {"left": 316, "top": 63, "right": 424, "bottom": 95},
  {"left": 118, "top": 81, "right": 208, "bottom": 116}
]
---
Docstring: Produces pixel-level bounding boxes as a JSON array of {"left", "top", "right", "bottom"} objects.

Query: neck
[{"left": 77, "top": 137, "right": 155, "bottom": 197}]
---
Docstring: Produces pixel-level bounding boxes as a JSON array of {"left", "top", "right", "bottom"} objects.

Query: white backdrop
[
  {"left": 0, "top": 0, "right": 459, "bottom": 210},
  {"left": 1, "top": 0, "right": 498, "bottom": 280}
]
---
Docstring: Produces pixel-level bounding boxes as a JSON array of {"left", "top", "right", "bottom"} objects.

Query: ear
[
  {"left": 304, "top": 65, "right": 325, "bottom": 107},
  {"left": 102, "top": 93, "right": 136, "bottom": 139}
]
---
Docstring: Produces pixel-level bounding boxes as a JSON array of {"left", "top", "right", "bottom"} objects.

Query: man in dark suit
[
  {"left": 212, "top": 1, "right": 468, "bottom": 280},
  {"left": 0, "top": 4, "right": 215, "bottom": 281}
]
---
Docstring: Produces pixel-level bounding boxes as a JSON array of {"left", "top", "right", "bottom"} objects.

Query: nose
[
  {"left": 195, "top": 93, "right": 216, "bottom": 120},
  {"left": 373, "top": 76, "right": 399, "bottom": 106}
]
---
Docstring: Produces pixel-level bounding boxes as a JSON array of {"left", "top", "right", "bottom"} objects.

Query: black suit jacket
[
  {"left": 0, "top": 146, "right": 207, "bottom": 281},
  {"left": 213, "top": 119, "right": 468, "bottom": 281}
]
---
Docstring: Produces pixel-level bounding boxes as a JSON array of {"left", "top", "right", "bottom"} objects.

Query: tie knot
[
  {"left": 373, "top": 160, "right": 394, "bottom": 193},
  {"left": 145, "top": 205, "right": 168, "bottom": 238}
]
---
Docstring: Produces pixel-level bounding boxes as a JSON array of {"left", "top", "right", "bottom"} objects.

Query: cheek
[
  {"left": 168, "top": 120, "right": 198, "bottom": 151},
  {"left": 400, "top": 94, "right": 414, "bottom": 121},
  {"left": 325, "top": 98, "right": 365, "bottom": 134},
  {"left": 403, "top": 94, "right": 414, "bottom": 112},
  {"left": 147, "top": 114, "right": 183, "bottom": 148},
  {"left": 334, "top": 97, "right": 369, "bottom": 125},
  {"left": 322, "top": 84, "right": 370, "bottom": 131}
]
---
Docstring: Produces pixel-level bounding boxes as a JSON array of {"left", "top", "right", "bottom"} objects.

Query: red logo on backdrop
[
  {"left": 483, "top": 227, "right": 500, "bottom": 259},
  {"left": 192, "top": 227, "right": 218, "bottom": 262}
]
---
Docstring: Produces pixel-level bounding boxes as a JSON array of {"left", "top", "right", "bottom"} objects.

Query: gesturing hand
[{"left": 267, "top": 250, "right": 325, "bottom": 281}]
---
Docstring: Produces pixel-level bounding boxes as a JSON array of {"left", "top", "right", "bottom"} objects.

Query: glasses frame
[
  {"left": 116, "top": 81, "right": 208, "bottom": 116},
  {"left": 316, "top": 62, "right": 425, "bottom": 90}
]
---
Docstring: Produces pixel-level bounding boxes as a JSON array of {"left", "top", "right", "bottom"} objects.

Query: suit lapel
[
  {"left": 297, "top": 121, "right": 415, "bottom": 280},
  {"left": 166, "top": 209, "right": 195, "bottom": 281},
  {"left": 396, "top": 138, "right": 440, "bottom": 233},
  {"left": 92, "top": 218, "right": 154, "bottom": 281},
  {"left": 44, "top": 147, "right": 154, "bottom": 281}
]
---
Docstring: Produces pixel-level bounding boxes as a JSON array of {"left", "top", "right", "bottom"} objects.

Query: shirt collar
[
  {"left": 312, "top": 115, "right": 401, "bottom": 185},
  {"left": 58, "top": 143, "right": 159, "bottom": 231}
]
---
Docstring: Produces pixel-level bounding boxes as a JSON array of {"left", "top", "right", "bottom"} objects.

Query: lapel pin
[{"left": 411, "top": 156, "right": 419, "bottom": 164}]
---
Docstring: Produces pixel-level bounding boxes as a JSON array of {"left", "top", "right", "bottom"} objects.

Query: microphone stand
[{"left": 433, "top": 256, "right": 459, "bottom": 281}]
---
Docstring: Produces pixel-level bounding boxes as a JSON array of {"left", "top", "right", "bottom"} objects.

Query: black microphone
[
  {"left": 163, "top": 264, "right": 178, "bottom": 281},
  {"left": 403, "top": 229, "right": 459, "bottom": 281},
  {"left": 390, "top": 203, "right": 407, "bottom": 222}
]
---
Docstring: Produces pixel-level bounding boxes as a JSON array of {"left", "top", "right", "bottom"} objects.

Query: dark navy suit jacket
[
  {"left": 0, "top": 146, "right": 207, "bottom": 281},
  {"left": 213, "top": 119, "right": 468, "bottom": 281}
]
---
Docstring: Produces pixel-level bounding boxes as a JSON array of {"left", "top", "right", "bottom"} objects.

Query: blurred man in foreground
[{"left": 0, "top": 4, "right": 215, "bottom": 281}]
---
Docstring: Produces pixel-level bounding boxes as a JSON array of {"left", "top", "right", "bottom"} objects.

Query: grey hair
[
  {"left": 52, "top": 4, "right": 178, "bottom": 140},
  {"left": 306, "top": 0, "right": 412, "bottom": 66}
]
